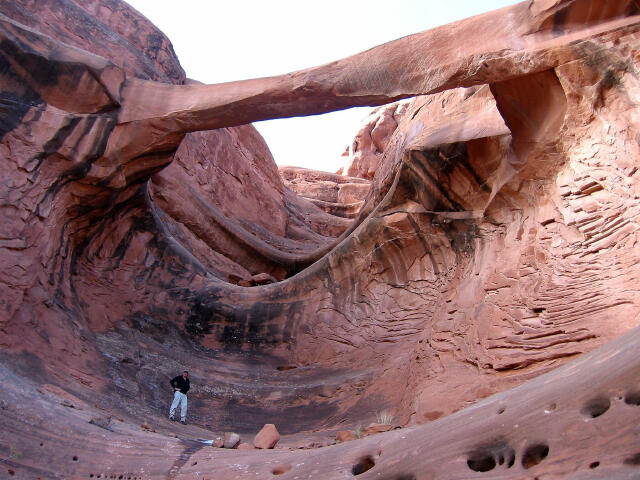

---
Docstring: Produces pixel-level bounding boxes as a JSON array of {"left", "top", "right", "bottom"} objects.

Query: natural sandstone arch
[{"left": 1, "top": 0, "right": 640, "bottom": 478}]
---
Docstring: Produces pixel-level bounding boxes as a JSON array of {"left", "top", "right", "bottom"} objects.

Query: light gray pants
[{"left": 169, "top": 391, "right": 187, "bottom": 421}]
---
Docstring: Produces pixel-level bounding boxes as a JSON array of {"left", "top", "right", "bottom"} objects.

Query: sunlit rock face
[
  {"left": 1, "top": 0, "right": 640, "bottom": 478},
  {"left": 279, "top": 166, "right": 371, "bottom": 218},
  {"left": 338, "top": 102, "right": 408, "bottom": 180}
]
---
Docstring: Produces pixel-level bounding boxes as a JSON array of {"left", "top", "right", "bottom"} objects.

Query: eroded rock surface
[
  {"left": 1, "top": 0, "right": 640, "bottom": 479},
  {"left": 279, "top": 166, "right": 371, "bottom": 218},
  {"left": 338, "top": 102, "right": 408, "bottom": 179}
]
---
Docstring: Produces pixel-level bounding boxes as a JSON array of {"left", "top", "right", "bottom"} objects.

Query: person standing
[{"left": 169, "top": 370, "right": 190, "bottom": 424}]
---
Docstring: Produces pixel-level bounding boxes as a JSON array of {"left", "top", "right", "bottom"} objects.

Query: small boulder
[
  {"left": 223, "top": 432, "right": 240, "bottom": 449},
  {"left": 253, "top": 424, "right": 280, "bottom": 449},
  {"left": 336, "top": 430, "right": 356, "bottom": 442},
  {"left": 237, "top": 442, "right": 254, "bottom": 450}
]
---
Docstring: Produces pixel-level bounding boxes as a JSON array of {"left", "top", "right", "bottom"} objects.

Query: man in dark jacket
[{"left": 169, "top": 370, "right": 190, "bottom": 424}]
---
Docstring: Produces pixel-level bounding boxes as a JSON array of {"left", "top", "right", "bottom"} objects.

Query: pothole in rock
[
  {"left": 522, "top": 443, "right": 549, "bottom": 469},
  {"left": 272, "top": 465, "right": 292, "bottom": 475},
  {"left": 581, "top": 396, "right": 610, "bottom": 418},
  {"left": 352, "top": 455, "right": 376, "bottom": 475},
  {"left": 624, "top": 391, "right": 640, "bottom": 406},
  {"left": 468, "top": 454, "right": 496, "bottom": 473},
  {"left": 624, "top": 453, "right": 640, "bottom": 466},
  {"left": 467, "top": 440, "right": 515, "bottom": 472}
]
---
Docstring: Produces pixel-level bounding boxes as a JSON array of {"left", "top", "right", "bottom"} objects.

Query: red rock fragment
[{"left": 253, "top": 424, "right": 280, "bottom": 449}]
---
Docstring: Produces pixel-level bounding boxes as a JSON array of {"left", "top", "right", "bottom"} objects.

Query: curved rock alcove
[{"left": 1, "top": 0, "right": 640, "bottom": 478}]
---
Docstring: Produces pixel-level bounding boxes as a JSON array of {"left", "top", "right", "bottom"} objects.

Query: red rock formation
[
  {"left": 279, "top": 166, "right": 371, "bottom": 218},
  {"left": 1, "top": 0, "right": 640, "bottom": 479},
  {"left": 150, "top": 127, "right": 347, "bottom": 282},
  {"left": 339, "top": 102, "right": 408, "bottom": 179},
  {"left": 0, "top": 0, "right": 185, "bottom": 83}
]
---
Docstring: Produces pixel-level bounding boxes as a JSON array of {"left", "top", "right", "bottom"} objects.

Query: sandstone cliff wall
[{"left": 1, "top": 0, "right": 640, "bottom": 478}]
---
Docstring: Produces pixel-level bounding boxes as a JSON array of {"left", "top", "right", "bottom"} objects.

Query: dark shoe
[
  {"left": 169, "top": 416, "right": 175, "bottom": 422},
  {"left": 180, "top": 420, "right": 187, "bottom": 425}
]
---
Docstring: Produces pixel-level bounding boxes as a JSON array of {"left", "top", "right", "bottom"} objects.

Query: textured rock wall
[
  {"left": 1, "top": 0, "right": 640, "bottom": 478},
  {"left": 0, "top": 0, "right": 346, "bottom": 430},
  {"left": 279, "top": 166, "right": 371, "bottom": 218},
  {"left": 338, "top": 102, "right": 408, "bottom": 179}
]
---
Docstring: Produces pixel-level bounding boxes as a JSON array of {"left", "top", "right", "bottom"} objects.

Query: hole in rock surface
[
  {"left": 352, "top": 455, "right": 376, "bottom": 475},
  {"left": 468, "top": 454, "right": 496, "bottom": 472},
  {"left": 624, "top": 391, "right": 640, "bottom": 406},
  {"left": 467, "top": 440, "right": 515, "bottom": 472},
  {"left": 272, "top": 465, "right": 292, "bottom": 475},
  {"left": 581, "top": 396, "right": 610, "bottom": 418},
  {"left": 624, "top": 452, "right": 640, "bottom": 466},
  {"left": 276, "top": 365, "right": 297, "bottom": 371},
  {"left": 589, "top": 461, "right": 600, "bottom": 469},
  {"left": 522, "top": 443, "right": 549, "bottom": 469},
  {"left": 497, "top": 407, "right": 506, "bottom": 415}
]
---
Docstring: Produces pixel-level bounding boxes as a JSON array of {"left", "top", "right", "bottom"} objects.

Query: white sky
[{"left": 125, "top": 0, "right": 521, "bottom": 172}]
